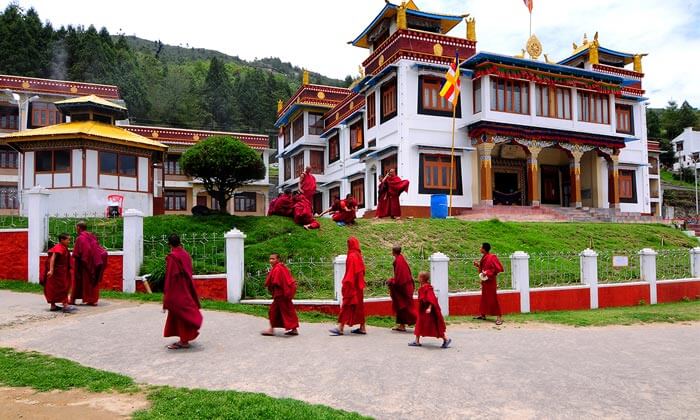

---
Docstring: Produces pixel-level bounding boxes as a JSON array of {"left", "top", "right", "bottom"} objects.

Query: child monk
[
  {"left": 410, "top": 272, "right": 451, "bottom": 348},
  {"left": 329, "top": 237, "right": 366, "bottom": 335},
  {"left": 43, "top": 233, "right": 75, "bottom": 313},
  {"left": 261, "top": 253, "right": 299, "bottom": 336}
]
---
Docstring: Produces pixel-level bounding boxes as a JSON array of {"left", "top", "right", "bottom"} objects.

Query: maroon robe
[
  {"left": 265, "top": 262, "right": 299, "bottom": 330},
  {"left": 299, "top": 172, "right": 317, "bottom": 206},
  {"left": 71, "top": 231, "right": 107, "bottom": 305},
  {"left": 415, "top": 283, "right": 446, "bottom": 338},
  {"left": 293, "top": 195, "right": 320, "bottom": 229},
  {"left": 332, "top": 200, "right": 356, "bottom": 224},
  {"left": 387, "top": 254, "right": 417, "bottom": 325},
  {"left": 376, "top": 175, "right": 409, "bottom": 218},
  {"left": 338, "top": 237, "right": 366, "bottom": 326},
  {"left": 163, "top": 246, "right": 203, "bottom": 342},
  {"left": 267, "top": 196, "right": 280, "bottom": 216},
  {"left": 270, "top": 194, "right": 294, "bottom": 217},
  {"left": 42, "top": 243, "right": 71, "bottom": 305},
  {"left": 477, "top": 253, "right": 504, "bottom": 316}
]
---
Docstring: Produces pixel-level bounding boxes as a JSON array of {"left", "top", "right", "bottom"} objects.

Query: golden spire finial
[
  {"left": 633, "top": 53, "right": 647, "bottom": 73},
  {"left": 466, "top": 17, "right": 476, "bottom": 42},
  {"left": 277, "top": 99, "right": 283, "bottom": 113},
  {"left": 302, "top": 69, "right": 310, "bottom": 85},
  {"left": 589, "top": 41, "right": 599, "bottom": 65},
  {"left": 397, "top": 2, "right": 408, "bottom": 30},
  {"left": 582, "top": 33, "right": 589, "bottom": 45}
]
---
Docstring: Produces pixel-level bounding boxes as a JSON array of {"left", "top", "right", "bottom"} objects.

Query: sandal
[
  {"left": 391, "top": 327, "right": 407, "bottom": 332},
  {"left": 50, "top": 306, "right": 62, "bottom": 312},
  {"left": 441, "top": 338, "right": 452, "bottom": 349},
  {"left": 328, "top": 328, "right": 343, "bottom": 336},
  {"left": 408, "top": 341, "right": 421, "bottom": 347},
  {"left": 284, "top": 330, "right": 299, "bottom": 336},
  {"left": 351, "top": 328, "right": 367, "bottom": 335},
  {"left": 167, "top": 342, "right": 190, "bottom": 350},
  {"left": 473, "top": 315, "right": 486, "bottom": 320},
  {"left": 495, "top": 320, "right": 503, "bottom": 326},
  {"left": 261, "top": 331, "right": 275, "bottom": 336}
]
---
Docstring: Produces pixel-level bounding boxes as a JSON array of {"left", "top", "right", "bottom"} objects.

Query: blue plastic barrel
[{"left": 430, "top": 194, "right": 448, "bottom": 219}]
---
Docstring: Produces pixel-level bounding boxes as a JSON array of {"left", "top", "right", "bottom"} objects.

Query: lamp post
[{"left": 695, "top": 158, "right": 699, "bottom": 216}]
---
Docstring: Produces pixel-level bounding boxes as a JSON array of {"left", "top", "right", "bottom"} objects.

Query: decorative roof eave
[
  {"left": 463, "top": 52, "right": 625, "bottom": 84},
  {"left": 350, "top": 2, "right": 462, "bottom": 48},
  {"left": 275, "top": 84, "right": 351, "bottom": 127},
  {"left": 56, "top": 94, "right": 128, "bottom": 119},
  {"left": 467, "top": 120, "right": 629, "bottom": 150},
  {"left": 321, "top": 107, "right": 365, "bottom": 139},
  {"left": 4, "top": 132, "right": 167, "bottom": 152},
  {"left": 322, "top": 92, "right": 366, "bottom": 133},
  {"left": 275, "top": 102, "right": 337, "bottom": 128},
  {"left": 0, "top": 74, "right": 121, "bottom": 99},
  {"left": 122, "top": 125, "right": 269, "bottom": 151},
  {"left": 559, "top": 45, "right": 635, "bottom": 66}
]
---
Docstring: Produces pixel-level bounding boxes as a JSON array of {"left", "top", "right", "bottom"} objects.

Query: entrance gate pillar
[
  {"left": 570, "top": 151, "right": 584, "bottom": 208},
  {"left": 527, "top": 147, "right": 542, "bottom": 207},
  {"left": 477, "top": 142, "right": 495, "bottom": 206}
]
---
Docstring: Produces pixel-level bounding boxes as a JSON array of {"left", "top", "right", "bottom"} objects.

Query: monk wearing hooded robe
[
  {"left": 387, "top": 246, "right": 417, "bottom": 331},
  {"left": 42, "top": 233, "right": 74, "bottom": 312},
  {"left": 163, "top": 233, "right": 203, "bottom": 349},
  {"left": 410, "top": 272, "right": 451, "bottom": 348},
  {"left": 329, "top": 237, "right": 366, "bottom": 335},
  {"left": 376, "top": 169, "right": 409, "bottom": 219},
  {"left": 261, "top": 254, "right": 299, "bottom": 336},
  {"left": 70, "top": 221, "right": 108, "bottom": 306},
  {"left": 473, "top": 242, "right": 504, "bottom": 325}
]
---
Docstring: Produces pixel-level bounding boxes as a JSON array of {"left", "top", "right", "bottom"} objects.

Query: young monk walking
[
  {"left": 42, "top": 233, "right": 75, "bottom": 313},
  {"left": 163, "top": 234, "right": 203, "bottom": 350},
  {"left": 387, "top": 246, "right": 417, "bottom": 331},
  {"left": 473, "top": 242, "right": 504, "bottom": 325},
  {"left": 262, "top": 253, "right": 299, "bottom": 336},
  {"left": 71, "top": 221, "right": 108, "bottom": 306},
  {"left": 329, "top": 237, "right": 366, "bottom": 335},
  {"left": 410, "top": 272, "right": 451, "bottom": 348}
]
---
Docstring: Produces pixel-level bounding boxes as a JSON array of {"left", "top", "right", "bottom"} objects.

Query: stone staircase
[{"left": 548, "top": 206, "right": 665, "bottom": 223}]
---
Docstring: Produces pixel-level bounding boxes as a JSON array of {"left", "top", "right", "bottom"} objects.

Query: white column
[
  {"left": 429, "top": 252, "right": 449, "bottom": 316},
  {"left": 510, "top": 251, "right": 530, "bottom": 313},
  {"left": 225, "top": 228, "right": 246, "bottom": 303},
  {"left": 639, "top": 248, "right": 658, "bottom": 304},
  {"left": 25, "top": 187, "right": 49, "bottom": 284},
  {"left": 580, "top": 248, "right": 599, "bottom": 309},
  {"left": 122, "top": 209, "right": 144, "bottom": 293},
  {"left": 690, "top": 247, "right": 700, "bottom": 278},
  {"left": 333, "top": 254, "right": 347, "bottom": 302}
]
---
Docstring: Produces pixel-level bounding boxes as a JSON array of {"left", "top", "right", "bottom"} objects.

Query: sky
[{"left": 11, "top": 0, "right": 700, "bottom": 108}]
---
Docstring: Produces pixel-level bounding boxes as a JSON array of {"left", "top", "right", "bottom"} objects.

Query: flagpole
[{"left": 448, "top": 97, "right": 457, "bottom": 217}]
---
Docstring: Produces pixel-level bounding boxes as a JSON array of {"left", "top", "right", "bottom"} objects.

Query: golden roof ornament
[
  {"left": 302, "top": 70, "right": 310, "bottom": 85},
  {"left": 277, "top": 99, "right": 283, "bottom": 113},
  {"left": 526, "top": 34, "right": 542, "bottom": 59},
  {"left": 397, "top": 2, "right": 408, "bottom": 30},
  {"left": 466, "top": 16, "right": 476, "bottom": 42},
  {"left": 633, "top": 53, "right": 647, "bottom": 73}
]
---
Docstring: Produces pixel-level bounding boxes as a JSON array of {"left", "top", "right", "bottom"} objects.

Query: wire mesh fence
[
  {"left": 243, "top": 258, "right": 336, "bottom": 299},
  {"left": 656, "top": 249, "right": 692, "bottom": 280},
  {"left": 598, "top": 250, "right": 641, "bottom": 284},
  {"left": 47, "top": 213, "right": 123, "bottom": 250},
  {"left": 529, "top": 252, "right": 581, "bottom": 287},
  {"left": 0, "top": 215, "right": 28, "bottom": 229},
  {"left": 448, "top": 254, "right": 511, "bottom": 291},
  {"left": 143, "top": 233, "right": 226, "bottom": 276}
]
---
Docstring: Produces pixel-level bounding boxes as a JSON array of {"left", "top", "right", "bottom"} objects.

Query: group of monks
[
  {"left": 41, "top": 221, "right": 108, "bottom": 313},
  {"left": 268, "top": 166, "right": 321, "bottom": 230}
]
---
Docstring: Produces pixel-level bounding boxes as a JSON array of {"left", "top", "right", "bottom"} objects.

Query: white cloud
[{"left": 14, "top": 0, "right": 699, "bottom": 107}]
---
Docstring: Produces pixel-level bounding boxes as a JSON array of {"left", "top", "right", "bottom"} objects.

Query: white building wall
[
  {"left": 138, "top": 157, "right": 149, "bottom": 192},
  {"left": 86, "top": 150, "right": 98, "bottom": 187},
  {"left": 72, "top": 149, "right": 83, "bottom": 187}
]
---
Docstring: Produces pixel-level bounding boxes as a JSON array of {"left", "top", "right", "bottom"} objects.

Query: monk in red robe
[
  {"left": 42, "top": 233, "right": 74, "bottom": 312},
  {"left": 330, "top": 237, "right": 366, "bottom": 335},
  {"left": 163, "top": 233, "right": 203, "bottom": 349},
  {"left": 299, "top": 166, "right": 317, "bottom": 211},
  {"left": 473, "top": 242, "right": 504, "bottom": 325},
  {"left": 70, "top": 221, "right": 107, "bottom": 306},
  {"left": 318, "top": 196, "right": 341, "bottom": 218},
  {"left": 387, "top": 246, "right": 417, "bottom": 331},
  {"left": 375, "top": 169, "right": 409, "bottom": 219},
  {"left": 261, "top": 253, "right": 299, "bottom": 336},
  {"left": 267, "top": 193, "right": 282, "bottom": 216},
  {"left": 293, "top": 193, "right": 320, "bottom": 230},
  {"left": 274, "top": 189, "right": 295, "bottom": 217},
  {"left": 410, "top": 272, "right": 451, "bottom": 348},
  {"left": 339, "top": 194, "right": 357, "bottom": 225}
]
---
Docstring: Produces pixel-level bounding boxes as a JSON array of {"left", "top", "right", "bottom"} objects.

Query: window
[
  {"left": 234, "top": 192, "right": 257, "bottom": 212},
  {"left": 165, "top": 154, "right": 182, "bottom": 175},
  {"left": 328, "top": 134, "right": 340, "bottom": 164},
  {"left": 381, "top": 154, "right": 397, "bottom": 176},
  {"left": 30, "top": 102, "right": 62, "bottom": 128},
  {"left": 418, "top": 76, "right": 459, "bottom": 117},
  {"left": 619, "top": 169, "right": 637, "bottom": 203},
  {"left": 210, "top": 196, "right": 221, "bottom": 211},
  {"left": 380, "top": 78, "right": 397, "bottom": 123},
  {"left": 292, "top": 115, "right": 304, "bottom": 141},
  {"left": 350, "top": 178, "right": 365, "bottom": 208},
  {"left": 0, "top": 107, "right": 18, "bottom": 129},
  {"left": 310, "top": 150, "right": 324, "bottom": 174},
  {"left": 419, "top": 154, "right": 462, "bottom": 195},
  {"left": 366, "top": 92, "right": 376, "bottom": 129},
  {"left": 35, "top": 150, "right": 70, "bottom": 173},
  {"left": 349, "top": 120, "right": 364, "bottom": 153},
  {"left": 0, "top": 186, "right": 18, "bottom": 209},
  {"left": 99, "top": 152, "right": 118, "bottom": 175},
  {"left": 308, "top": 113, "right": 324, "bottom": 135},
  {"left": 283, "top": 126, "right": 290, "bottom": 148},
  {"left": 676, "top": 142, "right": 684, "bottom": 152},
  {"left": 578, "top": 91, "right": 610, "bottom": 124},
  {"left": 329, "top": 186, "right": 340, "bottom": 206},
  {"left": 283, "top": 157, "right": 291, "bottom": 180},
  {"left": 0, "top": 150, "right": 18, "bottom": 168},
  {"left": 473, "top": 79, "right": 482, "bottom": 113},
  {"left": 119, "top": 155, "right": 137, "bottom": 177},
  {"left": 490, "top": 77, "right": 530, "bottom": 114},
  {"left": 293, "top": 153, "right": 304, "bottom": 178},
  {"left": 535, "top": 84, "right": 572, "bottom": 119},
  {"left": 616, "top": 104, "right": 634, "bottom": 134},
  {"left": 165, "top": 190, "right": 187, "bottom": 211}
]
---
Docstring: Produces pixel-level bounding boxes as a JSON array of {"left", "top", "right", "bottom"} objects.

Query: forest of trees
[
  {"left": 0, "top": 4, "right": 349, "bottom": 137},
  {"left": 646, "top": 100, "right": 700, "bottom": 168}
]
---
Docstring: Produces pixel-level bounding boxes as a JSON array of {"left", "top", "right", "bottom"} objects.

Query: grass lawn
[
  {"left": 2, "top": 280, "right": 698, "bottom": 328},
  {"left": 661, "top": 168, "right": 696, "bottom": 189},
  {"left": 0, "top": 348, "right": 368, "bottom": 419}
]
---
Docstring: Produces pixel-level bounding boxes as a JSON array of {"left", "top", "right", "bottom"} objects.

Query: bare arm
[{"left": 47, "top": 253, "right": 56, "bottom": 278}]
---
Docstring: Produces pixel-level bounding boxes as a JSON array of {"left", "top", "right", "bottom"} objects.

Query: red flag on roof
[{"left": 523, "top": 0, "right": 533, "bottom": 12}]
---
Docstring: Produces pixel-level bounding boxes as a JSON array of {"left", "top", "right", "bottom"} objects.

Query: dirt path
[{"left": 1, "top": 290, "right": 698, "bottom": 420}]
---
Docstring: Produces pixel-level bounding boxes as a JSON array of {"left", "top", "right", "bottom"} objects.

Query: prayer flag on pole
[
  {"left": 523, "top": 0, "right": 533, "bottom": 13},
  {"left": 439, "top": 54, "right": 460, "bottom": 107}
]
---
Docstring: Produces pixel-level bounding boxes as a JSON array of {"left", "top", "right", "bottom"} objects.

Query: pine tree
[{"left": 202, "top": 57, "right": 236, "bottom": 131}]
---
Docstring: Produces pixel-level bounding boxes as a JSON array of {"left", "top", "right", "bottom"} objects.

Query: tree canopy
[
  {"left": 648, "top": 100, "right": 700, "bottom": 167},
  {"left": 180, "top": 136, "right": 266, "bottom": 212}
]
